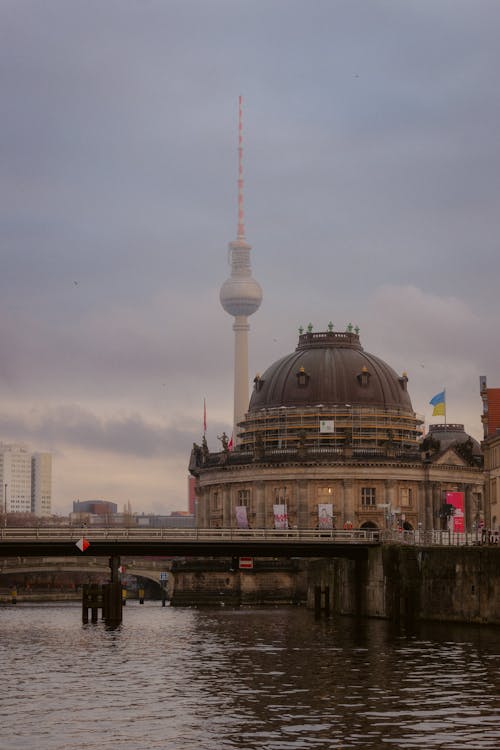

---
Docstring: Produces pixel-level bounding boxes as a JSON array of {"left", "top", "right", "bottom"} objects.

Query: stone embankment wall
[
  {"left": 307, "top": 545, "right": 500, "bottom": 625},
  {"left": 170, "top": 560, "right": 307, "bottom": 606}
]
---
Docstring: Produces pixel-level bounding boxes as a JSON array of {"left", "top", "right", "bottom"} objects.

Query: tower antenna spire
[
  {"left": 237, "top": 94, "right": 245, "bottom": 240},
  {"left": 220, "top": 97, "right": 262, "bottom": 446}
]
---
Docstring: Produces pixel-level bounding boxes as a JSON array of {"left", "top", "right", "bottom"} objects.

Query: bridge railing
[
  {"left": 380, "top": 529, "right": 498, "bottom": 546},
  {"left": 1, "top": 527, "right": 495, "bottom": 547},
  {"left": 0, "top": 527, "right": 380, "bottom": 544}
]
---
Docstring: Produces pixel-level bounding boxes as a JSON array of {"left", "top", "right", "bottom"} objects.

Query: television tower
[{"left": 220, "top": 96, "right": 263, "bottom": 445}]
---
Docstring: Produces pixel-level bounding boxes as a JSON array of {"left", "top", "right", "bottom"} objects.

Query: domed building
[{"left": 190, "top": 326, "right": 484, "bottom": 533}]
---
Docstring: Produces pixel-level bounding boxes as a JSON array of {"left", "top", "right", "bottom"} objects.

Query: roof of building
[
  {"left": 424, "top": 423, "right": 482, "bottom": 463},
  {"left": 249, "top": 329, "right": 413, "bottom": 413}
]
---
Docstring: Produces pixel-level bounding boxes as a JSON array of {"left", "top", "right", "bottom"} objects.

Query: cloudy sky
[{"left": 1, "top": 0, "right": 499, "bottom": 515}]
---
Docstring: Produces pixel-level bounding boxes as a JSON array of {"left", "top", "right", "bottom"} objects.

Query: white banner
[
  {"left": 319, "top": 419, "right": 335, "bottom": 433},
  {"left": 273, "top": 504, "right": 288, "bottom": 530},
  {"left": 318, "top": 503, "right": 333, "bottom": 529},
  {"left": 235, "top": 505, "right": 249, "bottom": 529}
]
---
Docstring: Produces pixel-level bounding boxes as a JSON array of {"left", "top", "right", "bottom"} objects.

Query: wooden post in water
[
  {"left": 106, "top": 554, "right": 123, "bottom": 626},
  {"left": 139, "top": 587, "right": 145, "bottom": 604},
  {"left": 90, "top": 582, "right": 99, "bottom": 623},
  {"left": 104, "top": 582, "right": 122, "bottom": 625},
  {"left": 82, "top": 583, "right": 101, "bottom": 624},
  {"left": 82, "top": 584, "right": 89, "bottom": 623},
  {"left": 11, "top": 587, "right": 17, "bottom": 605}
]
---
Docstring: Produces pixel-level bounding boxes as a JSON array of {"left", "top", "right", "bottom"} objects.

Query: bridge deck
[{"left": 0, "top": 527, "right": 379, "bottom": 559}]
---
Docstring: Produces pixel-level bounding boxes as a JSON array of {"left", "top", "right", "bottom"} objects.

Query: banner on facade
[
  {"left": 319, "top": 419, "right": 335, "bottom": 433},
  {"left": 235, "top": 505, "right": 250, "bottom": 529},
  {"left": 318, "top": 503, "right": 333, "bottom": 529},
  {"left": 446, "top": 491, "right": 465, "bottom": 532},
  {"left": 273, "top": 504, "right": 288, "bottom": 529}
]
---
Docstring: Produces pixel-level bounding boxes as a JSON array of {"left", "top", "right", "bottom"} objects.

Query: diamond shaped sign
[{"left": 76, "top": 537, "right": 90, "bottom": 552}]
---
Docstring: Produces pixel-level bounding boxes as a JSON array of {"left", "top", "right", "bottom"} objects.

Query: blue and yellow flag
[{"left": 429, "top": 390, "right": 445, "bottom": 416}]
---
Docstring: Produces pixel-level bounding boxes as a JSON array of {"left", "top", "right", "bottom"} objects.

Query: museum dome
[
  {"left": 249, "top": 328, "right": 413, "bottom": 412},
  {"left": 238, "top": 327, "right": 421, "bottom": 455}
]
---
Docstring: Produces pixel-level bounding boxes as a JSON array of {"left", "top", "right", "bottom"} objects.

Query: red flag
[
  {"left": 228, "top": 432, "right": 234, "bottom": 451},
  {"left": 203, "top": 398, "right": 207, "bottom": 433}
]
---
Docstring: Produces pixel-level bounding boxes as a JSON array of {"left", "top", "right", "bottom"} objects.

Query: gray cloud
[{"left": 1, "top": 1, "right": 500, "bottom": 511}]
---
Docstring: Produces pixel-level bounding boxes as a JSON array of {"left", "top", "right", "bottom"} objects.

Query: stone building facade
[{"left": 190, "top": 329, "right": 484, "bottom": 532}]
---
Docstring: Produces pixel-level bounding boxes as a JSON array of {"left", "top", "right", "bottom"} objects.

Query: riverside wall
[
  {"left": 170, "top": 559, "right": 307, "bottom": 606},
  {"left": 307, "top": 545, "right": 500, "bottom": 625}
]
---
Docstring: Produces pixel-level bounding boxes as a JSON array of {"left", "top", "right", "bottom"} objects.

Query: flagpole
[{"left": 444, "top": 388, "right": 447, "bottom": 426}]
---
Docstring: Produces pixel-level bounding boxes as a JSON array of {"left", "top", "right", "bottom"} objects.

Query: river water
[{"left": 0, "top": 603, "right": 498, "bottom": 750}]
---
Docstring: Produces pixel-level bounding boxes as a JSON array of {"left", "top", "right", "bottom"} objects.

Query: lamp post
[{"left": 4, "top": 483, "right": 7, "bottom": 526}]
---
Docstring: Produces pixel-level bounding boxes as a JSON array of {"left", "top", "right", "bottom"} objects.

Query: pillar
[
  {"left": 297, "top": 479, "right": 309, "bottom": 529},
  {"left": 254, "top": 481, "right": 265, "bottom": 528},
  {"left": 222, "top": 484, "right": 232, "bottom": 527},
  {"left": 342, "top": 480, "right": 354, "bottom": 527}
]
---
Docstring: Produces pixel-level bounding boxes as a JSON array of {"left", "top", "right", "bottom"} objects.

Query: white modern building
[
  {"left": 0, "top": 443, "right": 52, "bottom": 516},
  {"left": 32, "top": 452, "right": 52, "bottom": 516}
]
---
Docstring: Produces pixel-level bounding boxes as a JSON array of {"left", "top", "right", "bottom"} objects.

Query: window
[
  {"left": 238, "top": 489, "right": 251, "bottom": 506},
  {"left": 274, "top": 486, "right": 288, "bottom": 503},
  {"left": 210, "top": 492, "right": 221, "bottom": 512},
  {"left": 400, "top": 487, "right": 413, "bottom": 507},
  {"left": 361, "top": 487, "right": 376, "bottom": 506},
  {"left": 296, "top": 367, "right": 310, "bottom": 388},
  {"left": 317, "top": 486, "right": 334, "bottom": 501}
]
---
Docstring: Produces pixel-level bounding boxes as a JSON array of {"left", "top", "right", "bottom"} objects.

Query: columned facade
[{"left": 190, "top": 330, "right": 484, "bottom": 532}]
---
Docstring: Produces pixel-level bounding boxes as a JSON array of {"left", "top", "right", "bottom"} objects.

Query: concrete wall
[
  {"left": 171, "top": 562, "right": 307, "bottom": 607},
  {"left": 307, "top": 546, "right": 500, "bottom": 625}
]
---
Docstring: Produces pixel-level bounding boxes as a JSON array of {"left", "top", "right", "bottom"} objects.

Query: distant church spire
[{"left": 220, "top": 97, "right": 263, "bottom": 445}]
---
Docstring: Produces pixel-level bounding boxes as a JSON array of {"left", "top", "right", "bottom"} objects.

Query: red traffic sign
[
  {"left": 76, "top": 537, "right": 90, "bottom": 552},
  {"left": 239, "top": 556, "right": 253, "bottom": 569}
]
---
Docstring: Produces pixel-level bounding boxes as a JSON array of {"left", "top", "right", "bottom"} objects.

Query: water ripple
[{"left": 0, "top": 603, "right": 499, "bottom": 749}]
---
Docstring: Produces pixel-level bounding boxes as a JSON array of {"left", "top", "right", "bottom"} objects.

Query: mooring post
[
  {"left": 90, "top": 582, "right": 99, "bottom": 623},
  {"left": 11, "top": 587, "right": 17, "bottom": 605},
  {"left": 109, "top": 554, "right": 120, "bottom": 583},
  {"left": 82, "top": 584, "right": 89, "bottom": 623},
  {"left": 101, "top": 583, "right": 108, "bottom": 621},
  {"left": 106, "top": 554, "right": 123, "bottom": 626},
  {"left": 139, "top": 587, "right": 144, "bottom": 604}
]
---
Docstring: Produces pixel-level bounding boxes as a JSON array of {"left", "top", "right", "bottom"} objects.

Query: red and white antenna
[{"left": 237, "top": 94, "right": 245, "bottom": 240}]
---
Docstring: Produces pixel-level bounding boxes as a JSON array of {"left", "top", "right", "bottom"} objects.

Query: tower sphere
[{"left": 220, "top": 240, "right": 262, "bottom": 318}]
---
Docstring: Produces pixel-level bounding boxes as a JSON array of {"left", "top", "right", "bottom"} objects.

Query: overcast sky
[{"left": 1, "top": 0, "right": 499, "bottom": 515}]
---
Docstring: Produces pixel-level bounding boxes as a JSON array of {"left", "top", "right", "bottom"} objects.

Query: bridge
[
  {"left": 0, "top": 527, "right": 380, "bottom": 560},
  {"left": 0, "top": 555, "right": 171, "bottom": 585}
]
